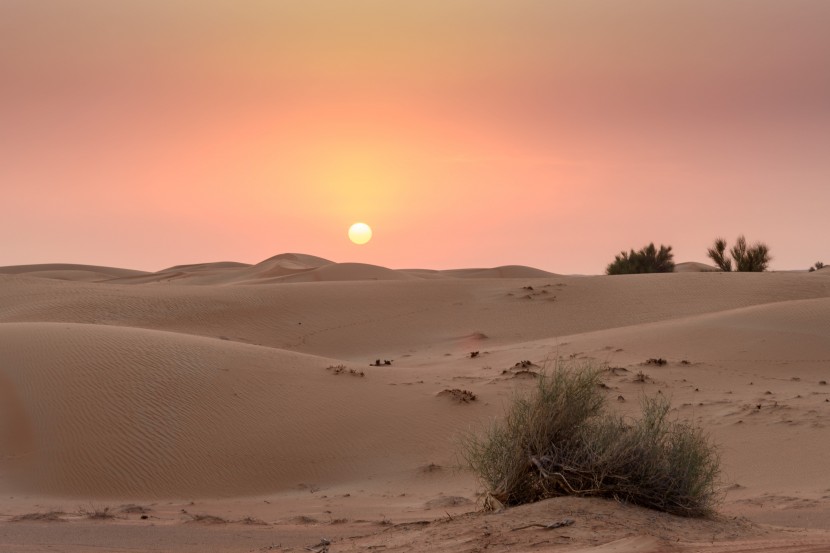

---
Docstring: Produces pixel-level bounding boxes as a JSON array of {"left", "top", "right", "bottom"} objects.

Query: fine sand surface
[{"left": 1, "top": 255, "right": 829, "bottom": 552}]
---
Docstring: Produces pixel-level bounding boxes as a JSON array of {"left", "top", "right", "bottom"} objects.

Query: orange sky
[{"left": 2, "top": 1, "right": 829, "bottom": 273}]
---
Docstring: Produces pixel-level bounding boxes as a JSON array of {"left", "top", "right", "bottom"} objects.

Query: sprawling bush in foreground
[
  {"left": 606, "top": 243, "right": 675, "bottom": 275},
  {"left": 462, "top": 364, "right": 721, "bottom": 517}
]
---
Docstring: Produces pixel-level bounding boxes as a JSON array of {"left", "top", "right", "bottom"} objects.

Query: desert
[
  {"left": 4, "top": 2, "right": 830, "bottom": 550},
  {"left": 1, "top": 254, "right": 829, "bottom": 552}
]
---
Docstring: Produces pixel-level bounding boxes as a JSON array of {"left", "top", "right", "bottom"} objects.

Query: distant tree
[
  {"left": 809, "top": 261, "right": 825, "bottom": 272},
  {"left": 707, "top": 235, "right": 771, "bottom": 272},
  {"left": 606, "top": 243, "right": 675, "bottom": 275}
]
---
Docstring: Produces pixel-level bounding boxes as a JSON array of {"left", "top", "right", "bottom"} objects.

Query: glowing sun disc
[{"left": 348, "top": 222, "right": 372, "bottom": 245}]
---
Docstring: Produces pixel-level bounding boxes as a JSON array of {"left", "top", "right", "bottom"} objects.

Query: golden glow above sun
[{"left": 348, "top": 222, "right": 372, "bottom": 245}]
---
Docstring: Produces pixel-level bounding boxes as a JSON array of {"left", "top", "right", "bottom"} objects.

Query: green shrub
[
  {"left": 707, "top": 236, "right": 771, "bottom": 272},
  {"left": 606, "top": 243, "right": 675, "bottom": 275},
  {"left": 809, "top": 261, "right": 824, "bottom": 272},
  {"left": 462, "top": 362, "right": 721, "bottom": 517}
]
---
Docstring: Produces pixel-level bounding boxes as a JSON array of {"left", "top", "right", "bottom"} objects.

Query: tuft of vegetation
[
  {"left": 11, "top": 511, "right": 66, "bottom": 522},
  {"left": 461, "top": 362, "right": 721, "bottom": 517},
  {"left": 327, "top": 364, "right": 365, "bottom": 377},
  {"left": 606, "top": 243, "right": 675, "bottom": 275},
  {"left": 78, "top": 505, "right": 117, "bottom": 520},
  {"left": 439, "top": 389, "right": 477, "bottom": 403},
  {"left": 239, "top": 516, "right": 268, "bottom": 525},
  {"left": 119, "top": 504, "right": 152, "bottom": 514},
  {"left": 809, "top": 261, "right": 825, "bottom": 272},
  {"left": 707, "top": 236, "right": 771, "bottom": 272},
  {"left": 187, "top": 513, "right": 228, "bottom": 524}
]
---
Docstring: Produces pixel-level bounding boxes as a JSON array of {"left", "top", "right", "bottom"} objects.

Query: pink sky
[{"left": 2, "top": 1, "right": 828, "bottom": 274}]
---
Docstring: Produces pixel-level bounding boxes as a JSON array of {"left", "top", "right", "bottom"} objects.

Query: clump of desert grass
[
  {"left": 78, "top": 505, "right": 117, "bottom": 520},
  {"left": 239, "top": 516, "right": 268, "bottom": 525},
  {"left": 461, "top": 360, "right": 721, "bottom": 517},
  {"left": 186, "top": 513, "right": 228, "bottom": 524},
  {"left": 438, "top": 388, "right": 477, "bottom": 403},
  {"left": 11, "top": 510, "right": 66, "bottom": 522}
]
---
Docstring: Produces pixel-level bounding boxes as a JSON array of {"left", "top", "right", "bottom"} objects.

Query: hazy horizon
[{"left": 2, "top": 1, "right": 828, "bottom": 274}]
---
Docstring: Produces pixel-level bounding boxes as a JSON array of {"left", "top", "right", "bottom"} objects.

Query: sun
[{"left": 348, "top": 222, "right": 372, "bottom": 245}]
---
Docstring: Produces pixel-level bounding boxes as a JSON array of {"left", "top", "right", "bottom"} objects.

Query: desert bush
[
  {"left": 11, "top": 511, "right": 65, "bottom": 522},
  {"left": 606, "top": 243, "right": 675, "bottom": 275},
  {"left": 187, "top": 513, "right": 228, "bottom": 524},
  {"left": 439, "top": 388, "right": 477, "bottom": 403},
  {"left": 707, "top": 236, "right": 771, "bottom": 272},
  {"left": 461, "top": 362, "right": 720, "bottom": 517},
  {"left": 78, "top": 505, "right": 116, "bottom": 519},
  {"left": 809, "top": 261, "right": 825, "bottom": 272}
]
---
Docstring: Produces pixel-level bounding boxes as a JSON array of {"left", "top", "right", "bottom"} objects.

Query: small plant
[
  {"left": 187, "top": 513, "right": 228, "bottom": 524},
  {"left": 439, "top": 389, "right": 477, "bottom": 403},
  {"left": 119, "top": 504, "right": 152, "bottom": 514},
  {"left": 11, "top": 511, "right": 65, "bottom": 522},
  {"left": 378, "top": 515, "right": 393, "bottom": 526},
  {"left": 239, "top": 516, "right": 267, "bottom": 525},
  {"left": 646, "top": 358, "right": 667, "bottom": 366},
  {"left": 461, "top": 361, "right": 721, "bottom": 517},
  {"left": 707, "top": 236, "right": 771, "bottom": 272},
  {"left": 510, "top": 369, "right": 540, "bottom": 379},
  {"left": 470, "top": 351, "right": 480, "bottom": 358},
  {"left": 79, "top": 505, "right": 117, "bottom": 520},
  {"left": 606, "top": 243, "right": 675, "bottom": 275},
  {"left": 327, "top": 365, "right": 364, "bottom": 377},
  {"left": 809, "top": 261, "right": 825, "bottom": 272}
]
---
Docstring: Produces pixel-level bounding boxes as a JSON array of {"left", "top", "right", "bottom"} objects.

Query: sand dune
[
  {"left": 0, "top": 322, "right": 486, "bottom": 498},
  {"left": 259, "top": 262, "right": 420, "bottom": 283},
  {"left": 2, "top": 255, "right": 830, "bottom": 551},
  {"left": 2, "top": 269, "right": 828, "bottom": 360},
  {"left": 258, "top": 252, "right": 335, "bottom": 268},
  {"left": 674, "top": 261, "right": 722, "bottom": 272},
  {"left": 438, "top": 264, "right": 559, "bottom": 278},
  {"left": 161, "top": 261, "right": 253, "bottom": 272},
  {"left": 89, "top": 256, "right": 559, "bottom": 286},
  {"left": 0, "top": 263, "right": 148, "bottom": 282},
  {"left": 107, "top": 255, "right": 421, "bottom": 285}
]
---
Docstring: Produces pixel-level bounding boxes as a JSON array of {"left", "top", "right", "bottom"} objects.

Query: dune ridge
[{"left": 0, "top": 263, "right": 149, "bottom": 282}]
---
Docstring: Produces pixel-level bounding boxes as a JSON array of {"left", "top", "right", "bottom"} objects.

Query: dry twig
[{"left": 511, "top": 518, "right": 575, "bottom": 531}]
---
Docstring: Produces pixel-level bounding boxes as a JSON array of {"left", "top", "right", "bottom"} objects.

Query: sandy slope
[
  {"left": 0, "top": 263, "right": 149, "bottom": 282},
  {"left": 1, "top": 257, "right": 829, "bottom": 552},
  {"left": 674, "top": 261, "right": 722, "bottom": 272},
  {"left": 0, "top": 322, "right": 490, "bottom": 498}
]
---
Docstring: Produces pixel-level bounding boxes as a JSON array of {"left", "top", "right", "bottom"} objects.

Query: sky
[{"left": 2, "top": 0, "right": 829, "bottom": 274}]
